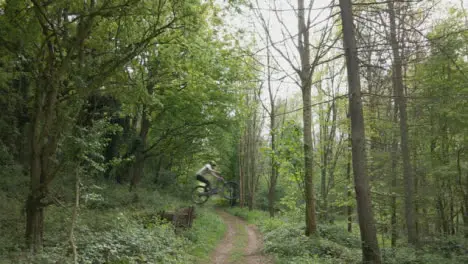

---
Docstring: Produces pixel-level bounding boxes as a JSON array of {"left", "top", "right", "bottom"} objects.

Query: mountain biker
[{"left": 195, "top": 160, "right": 223, "bottom": 192}]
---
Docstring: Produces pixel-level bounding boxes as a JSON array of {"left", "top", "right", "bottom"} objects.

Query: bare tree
[
  {"left": 253, "top": 0, "right": 339, "bottom": 236},
  {"left": 338, "top": 0, "right": 381, "bottom": 262},
  {"left": 387, "top": 0, "right": 418, "bottom": 246},
  {"left": 239, "top": 86, "right": 263, "bottom": 210},
  {"left": 265, "top": 35, "right": 280, "bottom": 217}
]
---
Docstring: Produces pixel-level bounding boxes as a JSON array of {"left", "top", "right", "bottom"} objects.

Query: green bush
[
  {"left": 317, "top": 224, "right": 361, "bottom": 248},
  {"left": 0, "top": 191, "right": 25, "bottom": 257},
  {"left": 381, "top": 246, "right": 464, "bottom": 264},
  {"left": 263, "top": 223, "right": 312, "bottom": 257},
  {"left": 422, "top": 236, "right": 468, "bottom": 259},
  {"left": 76, "top": 216, "right": 190, "bottom": 264},
  {"left": 227, "top": 207, "right": 269, "bottom": 224},
  {"left": 0, "top": 183, "right": 226, "bottom": 264},
  {"left": 262, "top": 221, "right": 361, "bottom": 264},
  {"left": 309, "top": 239, "right": 361, "bottom": 264},
  {"left": 260, "top": 217, "right": 286, "bottom": 233}
]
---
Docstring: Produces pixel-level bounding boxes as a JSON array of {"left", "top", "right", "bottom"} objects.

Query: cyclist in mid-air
[{"left": 195, "top": 160, "right": 223, "bottom": 193}]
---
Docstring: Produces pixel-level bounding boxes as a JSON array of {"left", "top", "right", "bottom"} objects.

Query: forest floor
[{"left": 210, "top": 210, "right": 273, "bottom": 264}]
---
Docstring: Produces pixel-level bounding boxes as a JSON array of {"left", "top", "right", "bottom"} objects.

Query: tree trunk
[
  {"left": 25, "top": 194, "right": 44, "bottom": 253},
  {"left": 321, "top": 121, "right": 328, "bottom": 221},
  {"left": 387, "top": 0, "right": 418, "bottom": 246},
  {"left": 465, "top": 175, "right": 468, "bottom": 239},
  {"left": 347, "top": 134, "right": 353, "bottom": 233},
  {"left": 130, "top": 78, "right": 153, "bottom": 191},
  {"left": 338, "top": 0, "right": 381, "bottom": 262},
  {"left": 458, "top": 148, "right": 468, "bottom": 238},
  {"left": 266, "top": 35, "right": 278, "bottom": 218},
  {"left": 239, "top": 139, "right": 245, "bottom": 208},
  {"left": 391, "top": 96, "right": 399, "bottom": 248},
  {"left": 298, "top": 0, "right": 317, "bottom": 236},
  {"left": 268, "top": 110, "right": 278, "bottom": 217},
  {"left": 26, "top": 70, "right": 60, "bottom": 252},
  {"left": 69, "top": 170, "right": 80, "bottom": 264}
]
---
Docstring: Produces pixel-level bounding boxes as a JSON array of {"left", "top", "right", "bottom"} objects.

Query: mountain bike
[{"left": 191, "top": 178, "right": 238, "bottom": 205}]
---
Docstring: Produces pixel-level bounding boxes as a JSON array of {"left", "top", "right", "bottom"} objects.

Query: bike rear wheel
[
  {"left": 192, "top": 186, "right": 210, "bottom": 204},
  {"left": 223, "top": 181, "right": 239, "bottom": 201}
]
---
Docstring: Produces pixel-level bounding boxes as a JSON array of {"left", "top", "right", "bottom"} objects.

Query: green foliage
[
  {"left": 76, "top": 216, "right": 189, "bottom": 264},
  {"left": 0, "top": 191, "right": 24, "bottom": 258},
  {"left": 227, "top": 206, "right": 468, "bottom": 264},
  {"left": 317, "top": 224, "right": 361, "bottom": 248},
  {"left": 227, "top": 207, "right": 363, "bottom": 263},
  {"left": 20, "top": 212, "right": 190, "bottom": 264},
  {"left": 381, "top": 245, "right": 467, "bottom": 264},
  {"left": 0, "top": 143, "right": 26, "bottom": 197},
  {"left": 227, "top": 207, "right": 269, "bottom": 224},
  {"left": 262, "top": 221, "right": 361, "bottom": 264},
  {"left": 184, "top": 209, "right": 226, "bottom": 263},
  {"left": 0, "top": 185, "right": 229, "bottom": 263}
]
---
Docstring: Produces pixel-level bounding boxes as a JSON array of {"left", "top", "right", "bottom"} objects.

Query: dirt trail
[{"left": 210, "top": 210, "right": 272, "bottom": 264}]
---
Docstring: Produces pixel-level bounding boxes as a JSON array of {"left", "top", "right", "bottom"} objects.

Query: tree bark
[
  {"left": 69, "top": 170, "right": 80, "bottom": 264},
  {"left": 26, "top": 46, "right": 60, "bottom": 253},
  {"left": 390, "top": 105, "right": 398, "bottom": 248},
  {"left": 338, "top": 0, "right": 381, "bottom": 262},
  {"left": 458, "top": 148, "right": 468, "bottom": 238},
  {"left": 239, "top": 139, "right": 245, "bottom": 208},
  {"left": 298, "top": 0, "right": 317, "bottom": 236},
  {"left": 347, "top": 132, "right": 353, "bottom": 233},
  {"left": 266, "top": 35, "right": 279, "bottom": 218},
  {"left": 387, "top": 0, "right": 418, "bottom": 246}
]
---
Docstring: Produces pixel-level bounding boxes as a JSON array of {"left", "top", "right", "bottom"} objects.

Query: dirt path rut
[{"left": 210, "top": 210, "right": 272, "bottom": 264}]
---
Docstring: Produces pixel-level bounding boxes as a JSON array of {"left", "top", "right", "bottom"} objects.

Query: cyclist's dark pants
[{"left": 196, "top": 174, "right": 211, "bottom": 190}]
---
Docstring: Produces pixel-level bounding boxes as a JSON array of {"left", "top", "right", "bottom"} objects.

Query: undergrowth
[
  {"left": 226, "top": 207, "right": 468, "bottom": 264},
  {"left": 0, "top": 184, "right": 226, "bottom": 264}
]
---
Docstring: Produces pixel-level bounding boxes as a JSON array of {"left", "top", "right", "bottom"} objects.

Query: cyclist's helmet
[{"left": 209, "top": 160, "right": 217, "bottom": 167}]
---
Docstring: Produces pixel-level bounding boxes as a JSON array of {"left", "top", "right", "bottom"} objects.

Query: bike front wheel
[
  {"left": 192, "top": 186, "right": 210, "bottom": 204},
  {"left": 223, "top": 181, "right": 239, "bottom": 201}
]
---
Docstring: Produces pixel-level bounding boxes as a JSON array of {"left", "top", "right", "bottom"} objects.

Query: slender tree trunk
[
  {"left": 243, "top": 128, "right": 249, "bottom": 209},
  {"left": 347, "top": 132, "right": 353, "bottom": 233},
  {"left": 297, "top": 0, "right": 317, "bottom": 236},
  {"left": 457, "top": 148, "right": 468, "bottom": 238},
  {"left": 391, "top": 95, "right": 399, "bottom": 248},
  {"left": 27, "top": 104, "right": 45, "bottom": 252},
  {"left": 239, "top": 139, "right": 245, "bottom": 208},
  {"left": 387, "top": 0, "right": 418, "bottom": 246},
  {"left": 266, "top": 35, "right": 278, "bottom": 218},
  {"left": 338, "top": 0, "right": 381, "bottom": 262},
  {"left": 326, "top": 102, "right": 338, "bottom": 223},
  {"left": 268, "top": 112, "right": 278, "bottom": 216},
  {"left": 465, "top": 154, "right": 468, "bottom": 239},
  {"left": 320, "top": 115, "right": 328, "bottom": 221},
  {"left": 449, "top": 187, "right": 455, "bottom": 235},
  {"left": 26, "top": 68, "right": 60, "bottom": 252},
  {"left": 246, "top": 97, "right": 258, "bottom": 211},
  {"left": 129, "top": 132, "right": 147, "bottom": 191},
  {"left": 69, "top": 170, "right": 80, "bottom": 264},
  {"left": 130, "top": 76, "right": 154, "bottom": 191},
  {"left": 437, "top": 195, "right": 448, "bottom": 234}
]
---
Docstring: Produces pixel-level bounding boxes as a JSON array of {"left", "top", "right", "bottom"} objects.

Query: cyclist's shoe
[{"left": 209, "top": 188, "right": 218, "bottom": 195}]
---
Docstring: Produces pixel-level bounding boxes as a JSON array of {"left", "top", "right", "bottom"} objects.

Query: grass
[
  {"left": 0, "top": 185, "right": 230, "bottom": 264},
  {"left": 226, "top": 206, "right": 270, "bottom": 224},
  {"left": 223, "top": 207, "right": 468, "bottom": 264},
  {"left": 228, "top": 218, "right": 249, "bottom": 263},
  {"left": 186, "top": 208, "right": 227, "bottom": 263}
]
